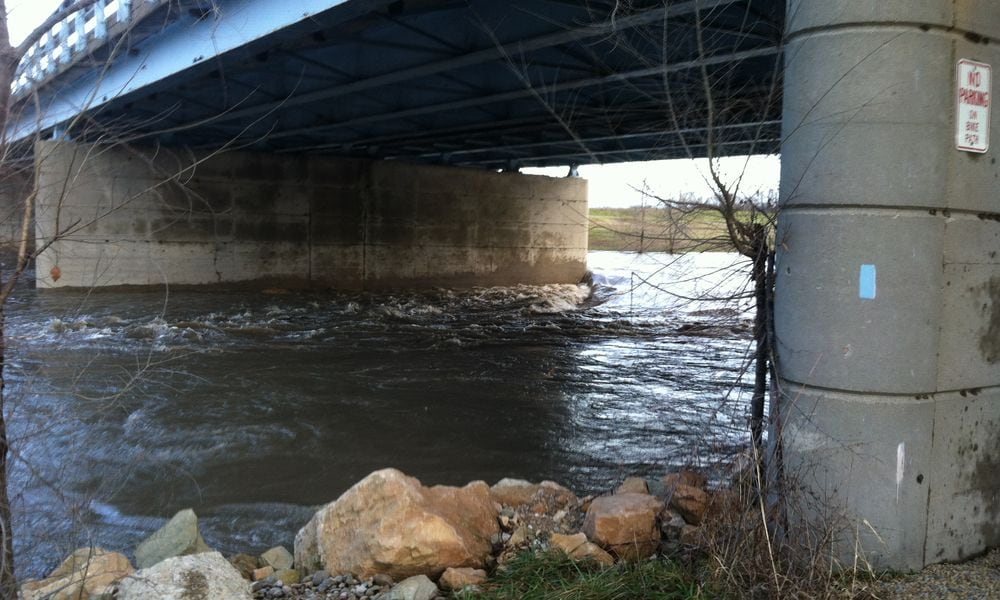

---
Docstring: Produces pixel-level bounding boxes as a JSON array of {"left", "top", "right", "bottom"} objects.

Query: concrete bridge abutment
[
  {"left": 32, "top": 141, "right": 588, "bottom": 289},
  {"left": 777, "top": 0, "right": 1000, "bottom": 569}
]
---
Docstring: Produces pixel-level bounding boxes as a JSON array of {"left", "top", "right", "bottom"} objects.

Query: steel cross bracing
[{"left": 9, "top": 0, "right": 784, "bottom": 168}]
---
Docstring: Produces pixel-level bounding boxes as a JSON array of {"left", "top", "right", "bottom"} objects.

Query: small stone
[
  {"left": 549, "top": 532, "right": 614, "bottom": 567},
  {"left": 387, "top": 574, "right": 438, "bottom": 600},
  {"left": 261, "top": 546, "right": 295, "bottom": 571},
  {"left": 312, "top": 570, "right": 330, "bottom": 586},
  {"left": 438, "top": 567, "right": 487, "bottom": 591},
  {"left": 509, "top": 526, "right": 529, "bottom": 546},
  {"left": 254, "top": 565, "right": 276, "bottom": 581},
  {"left": 373, "top": 573, "right": 394, "bottom": 587}
]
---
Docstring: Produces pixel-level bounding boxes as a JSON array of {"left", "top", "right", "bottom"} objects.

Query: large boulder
[
  {"left": 21, "top": 547, "right": 133, "bottom": 600},
  {"left": 295, "top": 468, "right": 499, "bottom": 580},
  {"left": 582, "top": 493, "right": 662, "bottom": 561},
  {"left": 293, "top": 510, "right": 322, "bottom": 572},
  {"left": 117, "top": 551, "right": 252, "bottom": 600},
  {"left": 134, "top": 508, "right": 213, "bottom": 568}
]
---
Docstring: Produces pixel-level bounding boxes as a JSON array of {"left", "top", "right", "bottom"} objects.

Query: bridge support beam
[
  {"left": 776, "top": 0, "right": 1000, "bottom": 569},
  {"left": 32, "top": 141, "right": 587, "bottom": 289}
]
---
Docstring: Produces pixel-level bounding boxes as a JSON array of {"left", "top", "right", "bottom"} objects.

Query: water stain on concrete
[
  {"left": 980, "top": 277, "right": 1000, "bottom": 364},
  {"left": 970, "top": 443, "right": 1000, "bottom": 547}
]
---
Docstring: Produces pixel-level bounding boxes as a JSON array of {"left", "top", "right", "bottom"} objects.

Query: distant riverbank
[{"left": 588, "top": 207, "right": 735, "bottom": 253}]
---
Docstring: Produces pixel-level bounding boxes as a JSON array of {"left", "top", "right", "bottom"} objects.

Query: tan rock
[
  {"left": 301, "top": 468, "right": 499, "bottom": 580},
  {"left": 538, "top": 481, "right": 578, "bottom": 508},
  {"left": 490, "top": 479, "right": 578, "bottom": 511},
  {"left": 549, "top": 532, "right": 614, "bottom": 567},
  {"left": 21, "top": 547, "right": 133, "bottom": 600},
  {"left": 669, "top": 484, "right": 710, "bottom": 525},
  {"left": 253, "top": 565, "right": 274, "bottom": 581},
  {"left": 582, "top": 494, "right": 662, "bottom": 561},
  {"left": 490, "top": 478, "right": 541, "bottom": 506},
  {"left": 615, "top": 477, "right": 649, "bottom": 495},
  {"left": 260, "top": 545, "right": 294, "bottom": 571},
  {"left": 438, "top": 567, "right": 488, "bottom": 590}
]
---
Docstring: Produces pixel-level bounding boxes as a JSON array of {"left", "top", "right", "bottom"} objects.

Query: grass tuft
[{"left": 463, "top": 552, "right": 711, "bottom": 600}]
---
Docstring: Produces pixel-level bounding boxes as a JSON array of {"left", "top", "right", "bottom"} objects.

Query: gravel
[{"left": 874, "top": 549, "right": 1000, "bottom": 599}]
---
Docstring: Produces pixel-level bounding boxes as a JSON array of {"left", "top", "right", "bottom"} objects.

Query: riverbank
[
  {"left": 21, "top": 466, "right": 1000, "bottom": 600},
  {"left": 18, "top": 467, "right": 900, "bottom": 600},
  {"left": 15, "top": 468, "right": 742, "bottom": 599}
]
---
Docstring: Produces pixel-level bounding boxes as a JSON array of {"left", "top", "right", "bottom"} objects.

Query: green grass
[
  {"left": 587, "top": 207, "right": 736, "bottom": 253},
  {"left": 462, "top": 552, "right": 712, "bottom": 600},
  {"left": 589, "top": 207, "right": 764, "bottom": 253}
]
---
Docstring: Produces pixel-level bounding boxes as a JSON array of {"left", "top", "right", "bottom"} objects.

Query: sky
[
  {"left": 7, "top": 0, "right": 59, "bottom": 46},
  {"left": 6, "top": 1, "right": 780, "bottom": 208},
  {"left": 525, "top": 155, "right": 779, "bottom": 208}
]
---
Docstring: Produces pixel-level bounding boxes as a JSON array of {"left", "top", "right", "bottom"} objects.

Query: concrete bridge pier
[
  {"left": 777, "top": 0, "right": 1000, "bottom": 569},
  {"left": 31, "top": 141, "right": 588, "bottom": 289}
]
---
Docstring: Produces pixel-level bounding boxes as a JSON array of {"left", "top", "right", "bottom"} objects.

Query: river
[{"left": 5, "top": 250, "right": 755, "bottom": 577}]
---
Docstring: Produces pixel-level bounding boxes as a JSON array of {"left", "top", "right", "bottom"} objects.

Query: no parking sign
[{"left": 956, "top": 59, "right": 991, "bottom": 153}]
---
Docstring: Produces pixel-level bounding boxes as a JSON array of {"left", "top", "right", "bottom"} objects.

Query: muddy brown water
[{"left": 4, "top": 251, "right": 755, "bottom": 577}]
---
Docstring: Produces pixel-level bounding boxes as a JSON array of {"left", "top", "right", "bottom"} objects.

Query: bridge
[{"left": 7, "top": 0, "right": 1000, "bottom": 574}]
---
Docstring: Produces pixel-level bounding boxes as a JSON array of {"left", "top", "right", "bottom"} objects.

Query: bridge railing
[{"left": 14, "top": 0, "right": 165, "bottom": 97}]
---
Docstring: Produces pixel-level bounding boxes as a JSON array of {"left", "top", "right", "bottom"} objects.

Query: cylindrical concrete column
[{"left": 776, "top": 1, "right": 1000, "bottom": 569}]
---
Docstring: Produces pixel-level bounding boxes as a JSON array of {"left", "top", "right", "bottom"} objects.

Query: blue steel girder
[{"left": 9, "top": 0, "right": 784, "bottom": 168}]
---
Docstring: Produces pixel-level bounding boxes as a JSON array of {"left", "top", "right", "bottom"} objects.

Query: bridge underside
[
  {"left": 13, "top": 0, "right": 782, "bottom": 169},
  {"left": 13, "top": 0, "right": 1000, "bottom": 575}
]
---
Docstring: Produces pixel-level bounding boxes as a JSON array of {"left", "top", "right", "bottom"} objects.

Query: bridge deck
[{"left": 11, "top": 0, "right": 783, "bottom": 168}]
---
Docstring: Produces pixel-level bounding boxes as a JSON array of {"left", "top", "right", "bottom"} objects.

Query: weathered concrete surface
[
  {"left": 777, "top": 0, "right": 1000, "bottom": 570},
  {"left": 0, "top": 166, "right": 33, "bottom": 254},
  {"left": 33, "top": 141, "right": 587, "bottom": 289}
]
